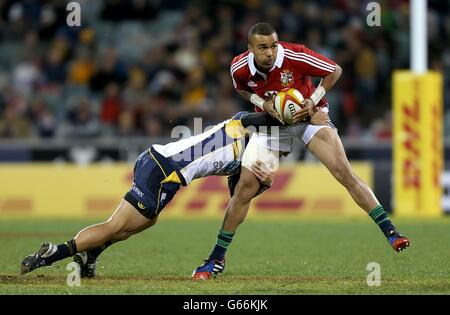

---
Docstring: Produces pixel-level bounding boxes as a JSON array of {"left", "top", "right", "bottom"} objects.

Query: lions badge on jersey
[{"left": 280, "top": 70, "right": 294, "bottom": 86}]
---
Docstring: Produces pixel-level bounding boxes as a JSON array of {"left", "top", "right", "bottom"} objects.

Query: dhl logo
[
  {"left": 164, "top": 171, "right": 304, "bottom": 213},
  {"left": 159, "top": 167, "right": 357, "bottom": 216},
  {"left": 401, "top": 96, "right": 421, "bottom": 189},
  {"left": 400, "top": 96, "right": 442, "bottom": 190},
  {"left": 0, "top": 163, "right": 372, "bottom": 218},
  {"left": 0, "top": 198, "right": 33, "bottom": 212}
]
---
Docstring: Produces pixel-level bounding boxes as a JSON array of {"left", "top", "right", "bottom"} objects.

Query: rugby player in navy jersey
[{"left": 20, "top": 111, "right": 283, "bottom": 277}]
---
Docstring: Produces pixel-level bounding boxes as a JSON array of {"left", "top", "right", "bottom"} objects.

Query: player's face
[{"left": 248, "top": 33, "right": 278, "bottom": 71}]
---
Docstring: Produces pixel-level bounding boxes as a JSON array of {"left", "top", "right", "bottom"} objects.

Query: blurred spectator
[
  {"left": 12, "top": 56, "right": 41, "bottom": 98},
  {"left": 0, "top": 105, "right": 31, "bottom": 138},
  {"left": 123, "top": 66, "right": 148, "bottom": 107},
  {"left": 29, "top": 96, "right": 57, "bottom": 138},
  {"left": 143, "top": 115, "right": 163, "bottom": 137},
  {"left": 116, "top": 109, "right": 138, "bottom": 137},
  {"left": 182, "top": 68, "right": 208, "bottom": 110},
  {"left": 66, "top": 99, "right": 100, "bottom": 138},
  {"left": 38, "top": 2, "right": 67, "bottom": 41},
  {"left": 100, "top": 83, "right": 122, "bottom": 126},
  {"left": 355, "top": 45, "right": 378, "bottom": 110},
  {"left": 43, "top": 47, "right": 67, "bottom": 84},
  {"left": 67, "top": 47, "right": 95, "bottom": 85},
  {"left": 3, "top": 2, "right": 28, "bottom": 41},
  {"left": 345, "top": 116, "right": 365, "bottom": 140},
  {"left": 370, "top": 111, "right": 393, "bottom": 141},
  {"left": 89, "top": 47, "right": 127, "bottom": 92}
]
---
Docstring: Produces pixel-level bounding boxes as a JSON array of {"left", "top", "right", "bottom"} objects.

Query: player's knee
[
  {"left": 110, "top": 222, "right": 138, "bottom": 241},
  {"left": 234, "top": 176, "right": 258, "bottom": 201},
  {"left": 120, "top": 215, "right": 158, "bottom": 238},
  {"left": 111, "top": 231, "right": 131, "bottom": 242},
  {"left": 105, "top": 219, "right": 127, "bottom": 237},
  {"left": 241, "top": 167, "right": 260, "bottom": 185}
]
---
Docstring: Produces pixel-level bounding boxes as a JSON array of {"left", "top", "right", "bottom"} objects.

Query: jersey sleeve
[
  {"left": 286, "top": 44, "right": 337, "bottom": 77},
  {"left": 230, "top": 57, "right": 250, "bottom": 91}
]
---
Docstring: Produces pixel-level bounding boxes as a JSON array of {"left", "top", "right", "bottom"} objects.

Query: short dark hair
[{"left": 248, "top": 23, "right": 277, "bottom": 43}]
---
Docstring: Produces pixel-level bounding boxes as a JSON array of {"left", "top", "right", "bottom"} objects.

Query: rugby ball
[{"left": 274, "top": 88, "right": 304, "bottom": 124}]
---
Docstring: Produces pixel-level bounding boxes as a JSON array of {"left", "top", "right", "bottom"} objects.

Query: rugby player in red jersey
[{"left": 192, "top": 23, "right": 409, "bottom": 280}]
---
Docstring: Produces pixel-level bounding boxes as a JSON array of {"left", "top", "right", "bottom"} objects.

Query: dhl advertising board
[
  {"left": 0, "top": 163, "right": 373, "bottom": 219},
  {"left": 393, "top": 71, "right": 443, "bottom": 217}
]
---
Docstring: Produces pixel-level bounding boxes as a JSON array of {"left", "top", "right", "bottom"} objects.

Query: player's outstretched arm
[
  {"left": 240, "top": 111, "right": 284, "bottom": 130},
  {"left": 237, "top": 89, "right": 285, "bottom": 124}
]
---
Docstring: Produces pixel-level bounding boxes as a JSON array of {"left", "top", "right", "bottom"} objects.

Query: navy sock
[
  {"left": 45, "top": 239, "right": 77, "bottom": 265},
  {"left": 368, "top": 205, "right": 396, "bottom": 238},
  {"left": 209, "top": 229, "right": 235, "bottom": 261},
  {"left": 88, "top": 241, "right": 112, "bottom": 259}
]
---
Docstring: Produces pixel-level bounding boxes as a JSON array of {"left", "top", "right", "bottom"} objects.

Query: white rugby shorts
[{"left": 241, "top": 107, "right": 334, "bottom": 172}]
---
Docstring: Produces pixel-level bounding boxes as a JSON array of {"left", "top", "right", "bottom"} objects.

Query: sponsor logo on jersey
[
  {"left": 280, "top": 70, "right": 294, "bottom": 86},
  {"left": 137, "top": 202, "right": 146, "bottom": 210},
  {"left": 247, "top": 80, "right": 257, "bottom": 87},
  {"left": 264, "top": 90, "right": 278, "bottom": 100},
  {"left": 132, "top": 185, "right": 144, "bottom": 197}
]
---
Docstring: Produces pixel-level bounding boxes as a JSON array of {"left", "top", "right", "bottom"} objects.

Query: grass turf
[{"left": 0, "top": 217, "right": 449, "bottom": 294}]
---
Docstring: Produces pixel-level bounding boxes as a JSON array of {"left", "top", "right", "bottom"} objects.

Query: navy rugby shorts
[{"left": 124, "top": 147, "right": 182, "bottom": 219}]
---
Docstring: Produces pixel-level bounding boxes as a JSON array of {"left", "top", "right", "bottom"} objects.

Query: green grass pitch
[{"left": 1, "top": 217, "right": 450, "bottom": 294}]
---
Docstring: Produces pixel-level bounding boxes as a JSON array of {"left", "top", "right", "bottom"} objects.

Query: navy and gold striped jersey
[
  {"left": 124, "top": 111, "right": 282, "bottom": 218},
  {"left": 152, "top": 114, "right": 250, "bottom": 185}
]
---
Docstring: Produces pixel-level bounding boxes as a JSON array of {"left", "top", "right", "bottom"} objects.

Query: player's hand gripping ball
[{"left": 274, "top": 88, "right": 304, "bottom": 124}]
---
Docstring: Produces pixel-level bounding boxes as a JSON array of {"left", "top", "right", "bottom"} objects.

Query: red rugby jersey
[{"left": 230, "top": 41, "right": 337, "bottom": 111}]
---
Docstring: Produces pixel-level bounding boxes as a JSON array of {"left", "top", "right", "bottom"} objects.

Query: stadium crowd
[{"left": 0, "top": 0, "right": 449, "bottom": 141}]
